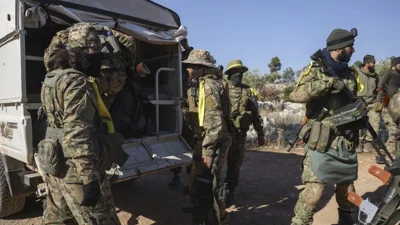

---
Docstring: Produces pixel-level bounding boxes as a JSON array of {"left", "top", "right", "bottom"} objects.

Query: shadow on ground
[{"left": 112, "top": 149, "right": 335, "bottom": 225}]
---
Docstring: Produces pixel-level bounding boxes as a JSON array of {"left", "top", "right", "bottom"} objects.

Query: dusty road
[{"left": 0, "top": 148, "right": 388, "bottom": 225}]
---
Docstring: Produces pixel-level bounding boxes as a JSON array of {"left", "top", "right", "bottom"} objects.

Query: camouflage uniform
[
  {"left": 355, "top": 57, "right": 380, "bottom": 149},
  {"left": 43, "top": 23, "right": 132, "bottom": 109},
  {"left": 182, "top": 49, "right": 232, "bottom": 225},
  {"left": 377, "top": 68, "right": 400, "bottom": 150},
  {"left": 289, "top": 28, "right": 359, "bottom": 225},
  {"left": 41, "top": 24, "right": 120, "bottom": 225},
  {"left": 223, "top": 60, "right": 264, "bottom": 196},
  {"left": 387, "top": 57, "right": 400, "bottom": 158}
]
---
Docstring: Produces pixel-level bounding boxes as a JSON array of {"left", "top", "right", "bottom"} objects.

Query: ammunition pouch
[
  {"left": 37, "top": 127, "right": 66, "bottom": 178},
  {"left": 232, "top": 110, "right": 252, "bottom": 131},
  {"left": 304, "top": 121, "right": 332, "bottom": 153}
]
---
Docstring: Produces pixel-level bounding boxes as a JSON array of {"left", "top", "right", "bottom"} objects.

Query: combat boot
[
  {"left": 338, "top": 208, "right": 358, "bottom": 225},
  {"left": 375, "top": 155, "right": 386, "bottom": 165},
  {"left": 226, "top": 189, "right": 238, "bottom": 208}
]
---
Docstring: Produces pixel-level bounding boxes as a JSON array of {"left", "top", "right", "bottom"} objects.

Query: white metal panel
[
  {"left": 0, "top": 103, "right": 33, "bottom": 164},
  {"left": 0, "top": 37, "right": 25, "bottom": 103},
  {"left": 0, "top": 0, "right": 17, "bottom": 40}
]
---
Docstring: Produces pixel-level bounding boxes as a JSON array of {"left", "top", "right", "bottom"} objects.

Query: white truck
[{"left": 0, "top": 0, "right": 192, "bottom": 218}]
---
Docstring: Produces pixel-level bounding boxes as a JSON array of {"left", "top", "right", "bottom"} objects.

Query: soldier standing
[
  {"left": 182, "top": 49, "right": 232, "bottom": 225},
  {"left": 356, "top": 55, "right": 379, "bottom": 153},
  {"left": 223, "top": 59, "right": 265, "bottom": 207},
  {"left": 39, "top": 23, "right": 122, "bottom": 225},
  {"left": 289, "top": 28, "right": 360, "bottom": 225},
  {"left": 383, "top": 57, "right": 400, "bottom": 159},
  {"left": 376, "top": 57, "right": 400, "bottom": 162}
]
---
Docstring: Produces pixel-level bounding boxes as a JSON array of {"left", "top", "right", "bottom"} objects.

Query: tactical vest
[
  {"left": 39, "top": 68, "right": 127, "bottom": 174},
  {"left": 228, "top": 82, "right": 253, "bottom": 132},
  {"left": 186, "top": 74, "right": 231, "bottom": 138}
]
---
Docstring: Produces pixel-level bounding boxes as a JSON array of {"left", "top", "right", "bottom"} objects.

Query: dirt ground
[{"left": 0, "top": 148, "right": 388, "bottom": 225}]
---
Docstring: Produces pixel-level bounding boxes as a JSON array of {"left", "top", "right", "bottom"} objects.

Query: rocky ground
[{"left": 0, "top": 148, "right": 388, "bottom": 225}]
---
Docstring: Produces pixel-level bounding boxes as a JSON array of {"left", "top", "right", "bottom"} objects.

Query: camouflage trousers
[
  {"left": 42, "top": 170, "right": 120, "bottom": 225},
  {"left": 381, "top": 107, "right": 397, "bottom": 147},
  {"left": 291, "top": 150, "right": 356, "bottom": 225},
  {"left": 225, "top": 133, "right": 246, "bottom": 190},
  {"left": 360, "top": 104, "right": 381, "bottom": 142},
  {"left": 189, "top": 140, "right": 229, "bottom": 225}
]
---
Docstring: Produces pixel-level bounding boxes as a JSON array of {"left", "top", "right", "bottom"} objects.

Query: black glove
[
  {"left": 395, "top": 130, "right": 400, "bottom": 141},
  {"left": 331, "top": 79, "right": 345, "bottom": 94},
  {"left": 80, "top": 180, "right": 101, "bottom": 207}
]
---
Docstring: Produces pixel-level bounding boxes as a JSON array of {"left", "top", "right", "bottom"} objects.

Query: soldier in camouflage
[
  {"left": 43, "top": 23, "right": 134, "bottom": 109},
  {"left": 289, "top": 28, "right": 360, "bottom": 225},
  {"left": 377, "top": 57, "right": 400, "bottom": 159},
  {"left": 223, "top": 59, "right": 265, "bottom": 207},
  {"left": 356, "top": 55, "right": 380, "bottom": 153},
  {"left": 40, "top": 23, "right": 121, "bottom": 225},
  {"left": 182, "top": 49, "right": 232, "bottom": 225},
  {"left": 387, "top": 57, "right": 400, "bottom": 159}
]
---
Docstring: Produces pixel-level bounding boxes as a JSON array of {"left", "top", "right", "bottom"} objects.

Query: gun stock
[{"left": 368, "top": 165, "right": 392, "bottom": 185}]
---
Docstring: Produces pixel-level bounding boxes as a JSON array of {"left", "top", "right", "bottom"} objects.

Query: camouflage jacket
[
  {"left": 290, "top": 61, "right": 358, "bottom": 136},
  {"left": 187, "top": 74, "right": 232, "bottom": 156},
  {"left": 388, "top": 90, "right": 400, "bottom": 128},
  {"left": 356, "top": 67, "right": 378, "bottom": 105},
  {"left": 41, "top": 68, "right": 102, "bottom": 185},
  {"left": 226, "top": 81, "right": 264, "bottom": 136}
]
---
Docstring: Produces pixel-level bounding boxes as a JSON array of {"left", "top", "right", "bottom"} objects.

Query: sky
[{"left": 153, "top": 0, "right": 398, "bottom": 74}]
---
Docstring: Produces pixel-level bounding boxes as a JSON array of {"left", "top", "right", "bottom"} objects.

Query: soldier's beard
[
  {"left": 338, "top": 50, "right": 352, "bottom": 63},
  {"left": 368, "top": 66, "right": 376, "bottom": 73},
  {"left": 396, "top": 67, "right": 400, "bottom": 74}
]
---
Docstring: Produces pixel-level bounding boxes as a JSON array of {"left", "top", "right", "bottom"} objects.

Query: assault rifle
[{"left": 310, "top": 49, "right": 395, "bottom": 167}]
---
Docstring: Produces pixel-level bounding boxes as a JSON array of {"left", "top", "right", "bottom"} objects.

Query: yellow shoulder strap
[
  {"left": 351, "top": 66, "right": 364, "bottom": 92},
  {"left": 250, "top": 87, "right": 258, "bottom": 97},
  {"left": 89, "top": 78, "right": 115, "bottom": 133},
  {"left": 198, "top": 80, "right": 205, "bottom": 127},
  {"left": 295, "top": 61, "right": 313, "bottom": 87}
]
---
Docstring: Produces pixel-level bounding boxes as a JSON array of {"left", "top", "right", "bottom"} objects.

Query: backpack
[
  {"left": 109, "top": 77, "right": 148, "bottom": 138},
  {"left": 44, "top": 23, "right": 137, "bottom": 74}
]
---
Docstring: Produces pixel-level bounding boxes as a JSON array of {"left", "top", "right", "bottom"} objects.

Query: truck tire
[{"left": 0, "top": 157, "right": 25, "bottom": 218}]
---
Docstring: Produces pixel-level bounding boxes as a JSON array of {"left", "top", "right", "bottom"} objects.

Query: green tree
[
  {"left": 375, "top": 57, "right": 393, "bottom": 77},
  {"left": 242, "top": 69, "right": 265, "bottom": 90},
  {"left": 268, "top": 56, "right": 282, "bottom": 73},
  {"left": 265, "top": 72, "right": 281, "bottom": 83},
  {"left": 282, "top": 67, "right": 295, "bottom": 83},
  {"left": 353, "top": 60, "right": 362, "bottom": 68}
]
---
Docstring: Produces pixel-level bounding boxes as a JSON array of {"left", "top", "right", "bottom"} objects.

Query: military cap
[
  {"left": 363, "top": 55, "right": 375, "bottom": 64},
  {"left": 391, "top": 57, "right": 400, "bottom": 67},
  {"left": 67, "top": 23, "right": 102, "bottom": 51},
  {"left": 326, "top": 28, "right": 357, "bottom": 51},
  {"left": 225, "top": 59, "right": 248, "bottom": 75},
  {"left": 182, "top": 49, "right": 216, "bottom": 68}
]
